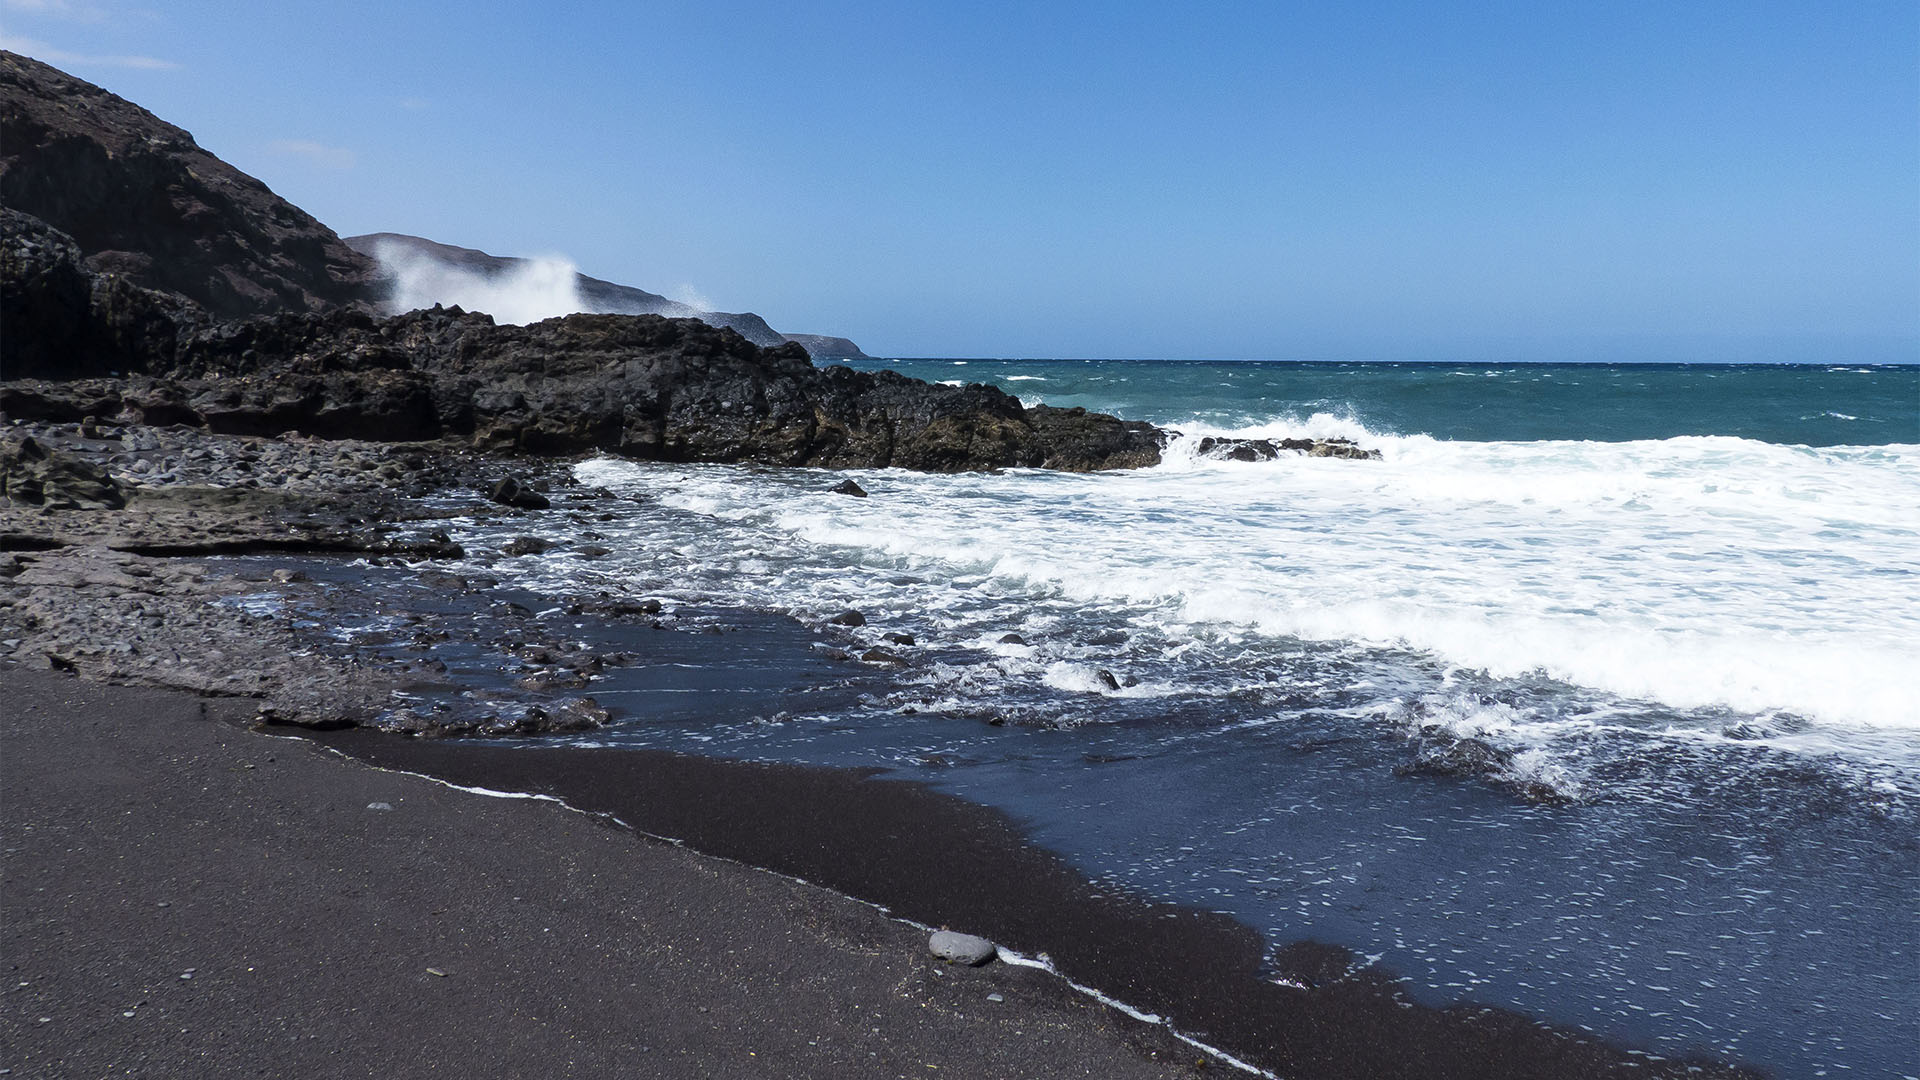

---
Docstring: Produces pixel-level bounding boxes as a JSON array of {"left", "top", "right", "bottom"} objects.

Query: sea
[{"left": 440, "top": 360, "right": 1919, "bottom": 1077}]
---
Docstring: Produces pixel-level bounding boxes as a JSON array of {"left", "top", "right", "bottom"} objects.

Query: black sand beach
[
  {"left": 1, "top": 667, "right": 1197, "bottom": 1079},
  {"left": 3, "top": 652, "right": 1765, "bottom": 1079}
]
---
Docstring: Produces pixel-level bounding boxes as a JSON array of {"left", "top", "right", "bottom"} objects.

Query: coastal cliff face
[
  {"left": 0, "top": 58, "right": 1159, "bottom": 471},
  {"left": 0, "top": 51, "right": 377, "bottom": 320}
]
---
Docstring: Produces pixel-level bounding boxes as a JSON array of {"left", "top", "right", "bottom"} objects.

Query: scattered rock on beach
[
  {"left": 829, "top": 610, "right": 867, "bottom": 627},
  {"left": 501, "top": 536, "right": 556, "bottom": 557},
  {"left": 929, "top": 930, "right": 997, "bottom": 966},
  {"left": 2, "top": 435, "right": 130, "bottom": 510},
  {"left": 489, "top": 476, "right": 551, "bottom": 510}
]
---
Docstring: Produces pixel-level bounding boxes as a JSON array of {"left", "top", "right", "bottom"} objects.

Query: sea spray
[{"left": 372, "top": 237, "right": 586, "bottom": 324}]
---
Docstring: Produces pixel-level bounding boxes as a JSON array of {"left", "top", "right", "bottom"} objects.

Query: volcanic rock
[
  {"left": 489, "top": 475, "right": 552, "bottom": 510},
  {"left": 0, "top": 51, "right": 376, "bottom": 320},
  {"left": 1, "top": 435, "right": 129, "bottom": 510},
  {"left": 500, "top": 536, "right": 556, "bottom": 557},
  {"left": 928, "top": 930, "right": 997, "bottom": 966},
  {"left": 1193, "top": 436, "right": 1382, "bottom": 462}
]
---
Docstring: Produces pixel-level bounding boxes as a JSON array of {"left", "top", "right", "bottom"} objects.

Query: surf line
[{"left": 268, "top": 730, "right": 1283, "bottom": 1078}]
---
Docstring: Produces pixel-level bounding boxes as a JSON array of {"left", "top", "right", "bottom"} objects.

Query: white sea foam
[
  {"left": 573, "top": 423, "right": 1920, "bottom": 747},
  {"left": 373, "top": 238, "right": 585, "bottom": 325}
]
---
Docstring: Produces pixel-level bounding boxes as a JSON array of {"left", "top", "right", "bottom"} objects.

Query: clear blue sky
[{"left": 6, "top": 1, "right": 1917, "bottom": 361}]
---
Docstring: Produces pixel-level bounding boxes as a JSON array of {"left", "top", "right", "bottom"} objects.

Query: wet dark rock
[
  {"left": 500, "top": 536, "right": 556, "bottom": 557},
  {"left": 1396, "top": 736, "right": 1514, "bottom": 779},
  {"left": 998, "top": 633, "right": 1028, "bottom": 646},
  {"left": 488, "top": 475, "right": 551, "bottom": 510},
  {"left": 1192, "top": 436, "right": 1382, "bottom": 462},
  {"left": 1395, "top": 735, "right": 1577, "bottom": 805},
  {"left": 599, "top": 598, "right": 662, "bottom": 617},
  {"left": 377, "top": 696, "right": 609, "bottom": 737},
  {"left": 882, "top": 631, "right": 916, "bottom": 646},
  {"left": 860, "top": 648, "right": 908, "bottom": 666},
  {"left": 829, "top": 610, "right": 867, "bottom": 627},
  {"left": 830, "top": 478, "right": 869, "bottom": 497},
  {"left": 574, "top": 544, "right": 612, "bottom": 559},
  {"left": 515, "top": 670, "right": 592, "bottom": 692},
  {"left": 1096, "top": 669, "right": 1122, "bottom": 691}
]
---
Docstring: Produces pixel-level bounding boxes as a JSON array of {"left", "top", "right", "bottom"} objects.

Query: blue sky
[{"left": 5, "top": 1, "right": 1916, "bottom": 361}]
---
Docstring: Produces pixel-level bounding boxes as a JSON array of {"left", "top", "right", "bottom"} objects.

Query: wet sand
[{"left": 0, "top": 666, "right": 1197, "bottom": 1079}]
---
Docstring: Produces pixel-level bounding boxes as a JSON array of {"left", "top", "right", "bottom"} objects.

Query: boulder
[
  {"left": 928, "top": 930, "right": 997, "bottom": 966},
  {"left": 489, "top": 475, "right": 551, "bottom": 510},
  {"left": 0, "top": 435, "right": 129, "bottom": 509},
  {"left": 500, "top": 536, "right": 556, "bottom": 557}
]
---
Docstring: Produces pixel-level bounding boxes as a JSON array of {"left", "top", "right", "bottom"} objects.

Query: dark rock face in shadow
[
  {"left": 0, "top": 51, "right": 378, "bottom": 320},
  {"left": 1, "top": 225, "right": 1165, "bottom": 470}
]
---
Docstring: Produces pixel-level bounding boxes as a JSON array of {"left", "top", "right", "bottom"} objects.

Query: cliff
[{"left": 0, "top": 51, "right": 377, "bottom": 319}]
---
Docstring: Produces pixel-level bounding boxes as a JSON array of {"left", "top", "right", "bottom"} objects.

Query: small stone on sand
[{"left": 929, "top": 930, "right": 996, "bottom": 966}]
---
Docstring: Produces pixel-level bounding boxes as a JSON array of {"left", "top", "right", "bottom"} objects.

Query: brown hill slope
[{"left": 0, "top": 50, "right": 376, "bottom": 319}]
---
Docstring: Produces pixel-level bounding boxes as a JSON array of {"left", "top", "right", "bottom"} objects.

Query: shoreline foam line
[{"left": 277, "top": 730, "right": 1273, "bottom": 1077}]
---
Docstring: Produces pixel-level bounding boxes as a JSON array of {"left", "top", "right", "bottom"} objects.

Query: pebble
[
  {"left": 987, "top": 993, "right": 1005, "bottom": 1003},
  {"left": 367, "top": 802, "right": 393, "bottom": 811},
  {"left": 929, "top": 930, "right": 997, "bottom": 966}
]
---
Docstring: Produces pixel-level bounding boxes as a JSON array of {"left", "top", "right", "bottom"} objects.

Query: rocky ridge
[{"left": 0, "top": 51, "right": 376, "bottom": 320}]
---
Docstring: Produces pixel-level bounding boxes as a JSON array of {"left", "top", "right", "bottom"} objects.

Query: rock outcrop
[
  {"left": 1192, "top": 435, "right": 1382, "bottom": 461},
  {"left": 2, "top": 208, "right": 1163, "bottom": 469},
  {"left": 0, "top": 51, "right": 377, "bottom": 320}
]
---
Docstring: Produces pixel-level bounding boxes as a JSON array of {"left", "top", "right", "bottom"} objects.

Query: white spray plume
[
  {"left": 669, "top": 283, "right": 716, "bottom": 313},
  {"left": 372, "top": 239, "right": 585, "bottom": 325}
]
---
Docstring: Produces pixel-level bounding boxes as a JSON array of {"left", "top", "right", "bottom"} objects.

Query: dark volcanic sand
[
  {"left": 320, "top": 725, "right": 1756, "bottom": 1079},
  {"left": 0, "top": 667, "right": 1197, "bottom": 1079}
]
